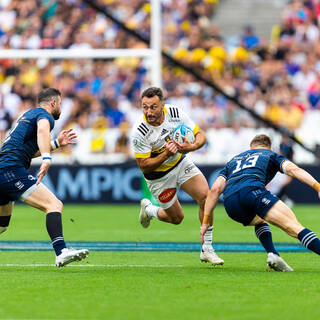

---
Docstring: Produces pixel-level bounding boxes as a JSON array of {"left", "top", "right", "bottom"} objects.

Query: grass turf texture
[
  {"left": 0, "top": 204, "right": 319, "bottom": 320},
  {"left": 1, "top": 204, "right": 320, "bottom": 242},
  {"left": 0, "top": 252, "right": 319, "bottom": 320}
]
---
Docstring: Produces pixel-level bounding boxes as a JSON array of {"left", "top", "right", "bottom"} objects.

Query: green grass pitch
[{"left": 0, "top": 204, "right": 319, "bottom": 320}]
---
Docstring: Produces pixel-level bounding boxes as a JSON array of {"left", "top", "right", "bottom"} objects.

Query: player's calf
[
  {"left": 298, "top": 228, "right": 320, "bottom": 255},
  {"left": 0, "top": 215, "right": 11, "bottom": 235}
]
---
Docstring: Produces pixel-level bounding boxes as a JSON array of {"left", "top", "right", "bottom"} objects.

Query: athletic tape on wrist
[
  {"left": 41, "top": 152, "right": 52, "bottom": 163},
  {"left": 50, "top": 139, "right": 60, "bottom": 150},
  {"left": 312, "top": 182, "right": 320, "bottom": 192}
]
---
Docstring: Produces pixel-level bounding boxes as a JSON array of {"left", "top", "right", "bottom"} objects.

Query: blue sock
[
  {"left": 255, "top": 223, "right": 279, "bottom": 255},
  {"left": 298, "top": 228, "right": 320, "bottom": 255},
  {"left": 46, "top": 212, "right": 66, "bottom": 256}
]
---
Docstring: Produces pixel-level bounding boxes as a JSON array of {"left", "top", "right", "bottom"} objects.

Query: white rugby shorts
[{"left": 145, "top": 156, "right": 202, "bottom": 209}]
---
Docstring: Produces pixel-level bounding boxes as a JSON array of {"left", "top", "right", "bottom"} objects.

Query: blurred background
[{"left": 1, "top": 0, "right": 320, "bottom": 204}]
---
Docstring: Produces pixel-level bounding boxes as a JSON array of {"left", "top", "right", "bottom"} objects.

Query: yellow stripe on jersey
[
  {"left": 151, "top": 145, "right": 166, "bottom": 155},
  {"left": 193, "top": 124, "right": 199, "bottom": 135},
  {"left": 154, "top": 153, "right": 182, "bottom": 172},
  {"left": 135, "top": 152, "right": 151, "bottom": 158}
]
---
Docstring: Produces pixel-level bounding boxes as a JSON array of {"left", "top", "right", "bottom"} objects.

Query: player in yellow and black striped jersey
[{"left": 131, "top": 87, "right": 224, "bottom": 266}]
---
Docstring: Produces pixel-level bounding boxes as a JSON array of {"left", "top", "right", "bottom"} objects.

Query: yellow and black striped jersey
[{"left": 131, "top": 104, "right": 199, "bottom": 180}]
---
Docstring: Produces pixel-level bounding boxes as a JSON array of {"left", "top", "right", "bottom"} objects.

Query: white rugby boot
[
  {"left": 200, "top": 246, "right": 224, "bottom": 266},
  {"left": 139, "top": 198, "right": 153, "bottom": 228},
  {"left": 55, "top": 248, "right": 89, "bottom": 267},
  {"left": 267, "top": 253, "right": 293, "bottom": 272}
]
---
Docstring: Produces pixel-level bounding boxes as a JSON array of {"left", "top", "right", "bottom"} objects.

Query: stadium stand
[{"left": 0, "top": 0, "right": 320, "bottom": 163}]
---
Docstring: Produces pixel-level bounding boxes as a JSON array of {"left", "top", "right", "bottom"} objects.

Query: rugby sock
[
  {"left": 298, "top": 228, "right": 320, "bottom": 255},
  {"left": 202, "top": 226, "right": 213, "bottom": 250},
  {"left": 46, "top": 212, "right": 66, "bottom": 256},
  {"left": 145, "top": 204, "right": 160, "bottom": 220},
  {"left": 255, "top": 223, "right": 279, "bottom": 255},
  {"left": 0, "top": 215, "right": 11, "bottom": 234}
]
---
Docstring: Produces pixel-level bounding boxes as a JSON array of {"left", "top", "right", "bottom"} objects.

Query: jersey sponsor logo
[
  {"left": 28, "top": 175, "right": 36, "bottom": 180},
  {"left": 262, "top": 197, "right": 271, "bottom": 205},
  {"left": 185, "top": 164, "right": 195, "bottom": 174},
  {"left": 158, "top": 188, "right": 177, "bottom": 203},
  {"left": 161, "top": 128, "right": 168, "bottom": 136},
  {"left": 133, "top": 138, "right": 139, "bottom": 146},
  {"left": 15, "top": 181, "right": 24, "bottom": 190}
]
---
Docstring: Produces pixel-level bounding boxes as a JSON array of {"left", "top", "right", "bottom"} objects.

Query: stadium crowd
[{"left": 0, "top": 0, "right": 319, "bottom": 162}]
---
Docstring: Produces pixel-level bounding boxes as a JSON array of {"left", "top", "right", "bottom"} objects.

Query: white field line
[{"left": 0, "top": 264, "right": 184, "bottom": 268}]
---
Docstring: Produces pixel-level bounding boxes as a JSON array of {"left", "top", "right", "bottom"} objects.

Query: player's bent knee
[
  {"left": 46, "top": 198, "right": 63, "bottom": 213},
  {"left": 195, "top": 192, "right": 207, "bottom": 207},
  {"left": 172, "top": 215, "right": 184, "bottom": 225}
]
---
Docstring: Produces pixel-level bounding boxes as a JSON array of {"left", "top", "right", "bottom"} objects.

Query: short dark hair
[
  {"left": 141, "top": 87, "right": 163, "bottom": 101},
  {"left": 250, "top": 134, "right": 272, "bottom": 148},
  {"left": 37, "top": 88, "right": 61, "bottom": 105}
]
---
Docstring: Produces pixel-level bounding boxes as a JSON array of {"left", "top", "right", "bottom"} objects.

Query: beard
[{"left": 52, "top": 110, "right": 61, "bottom": 120}]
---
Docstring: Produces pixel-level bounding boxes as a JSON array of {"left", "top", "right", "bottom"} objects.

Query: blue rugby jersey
[
  {"left": 219, "top": 149, "right": 287, "bottom": 199},
  {"left": 0, "top": 108, "right": 54, "bottom": 169}
]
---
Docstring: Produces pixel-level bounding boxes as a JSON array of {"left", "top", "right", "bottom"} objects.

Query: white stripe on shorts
[{"left": 19, "top": 183, "right": 40, "bottom": 201}]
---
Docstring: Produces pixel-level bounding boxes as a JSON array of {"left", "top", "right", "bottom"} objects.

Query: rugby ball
[{"left": 173, "top": 124, "right": 195, "bottom": 144}]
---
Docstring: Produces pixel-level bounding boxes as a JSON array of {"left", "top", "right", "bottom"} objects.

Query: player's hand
[
  {"left": 173, "top": 137, "right": 194, "bottom": 153},
  {"left": 318, "top": 189, "right": 320, "bottom": 199},
  {"left": 165, "top": 140, "right": 179, "bottom": 156},
  {"left": 57, "top": 129, "right": 77, "bottom": 147},
  {"left": 200, "top": 223, "right": 209, "bottom": 244},
  {"left": 36, "top": 161, "right": 50, "bottom": 185}
]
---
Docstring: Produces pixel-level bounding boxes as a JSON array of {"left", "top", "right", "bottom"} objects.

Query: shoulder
[
  {"left": 165, "top": 104, "right": 183, "bottom": 119},
  {"left": 30, "top": 108, "right": 53, "bottom": 121},
  {"left": 131, "top": 117, "right": 150, "bottom": 140}
]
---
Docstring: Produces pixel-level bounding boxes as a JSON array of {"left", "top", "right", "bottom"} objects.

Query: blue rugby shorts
[
  {"left": 0, "top": 167, "right": 38, "bottom": 205},
  {"left": 224, "top": 186, "right": 280, "bottom": 226}
]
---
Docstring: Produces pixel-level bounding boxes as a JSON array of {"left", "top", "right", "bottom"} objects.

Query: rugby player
[
  {"left": 0, "top": 88, "right": 89, "bottom": 267},
  {"left": 132, "top": 87, "right": 223, "bottom": 265},
  {"left": 201, "top": 134, "right": 320, "bottom": 271}
]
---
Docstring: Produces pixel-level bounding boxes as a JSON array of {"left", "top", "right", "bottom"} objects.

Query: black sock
[
  {"left": 46, "top": 212, "right": 66, "bottom": 256},
  {"left": 255, "top": 223, "right": 279, "bottom": 255},
  {"left": 0, "top": 215, "right": 11, "bottom": 227},
  {"left": 298, "top": 228, "right": 320, "bottom": 255}
]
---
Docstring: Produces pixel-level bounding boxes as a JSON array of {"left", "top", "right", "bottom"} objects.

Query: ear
[{"left": 51, "top": 98, "right": 56, "bottom": 107}]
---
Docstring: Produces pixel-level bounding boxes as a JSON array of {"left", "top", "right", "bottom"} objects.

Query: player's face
[
  {"left": 51, "top": 96, "right": 62, "bottom": 120},
  {"left": 141, "top": 95, "right": 164, "bottom": 126}
]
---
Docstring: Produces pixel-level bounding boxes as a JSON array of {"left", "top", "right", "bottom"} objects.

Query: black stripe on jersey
[
  {"left": 137, "top": 127, "right": 146, "bottom": 135},
  {"left": 137, "top": 123, "right": 149, "bottom": 136},
  {"left": 140, "top": 123, "right": 148, "bottom": 131},
  {"left": 169, "top": 107, "right": 179, "bottom": 118}
]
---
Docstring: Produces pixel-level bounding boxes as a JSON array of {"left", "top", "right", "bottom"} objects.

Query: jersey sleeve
[
  {"left": 131, "top": 133, "right": 151, "bottom": 159},
  {"left": 177, "top": 107, "right": 199, "bottom": 135},
  {"left": 272, "top": 152, "right": 288, "bottom": 173},
  {"left": 219, "top": 165, "right": 228, "bottom": 180},
  {"left": 36, "top": 111, "right": 54, "bottom": 130}
]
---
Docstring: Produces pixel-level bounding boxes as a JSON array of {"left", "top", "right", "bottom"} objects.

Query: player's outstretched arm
[
  {"left": 136, "top": 140, "right": 178, "bottom": 174},
  {"left": 33, "top": 128, "right": 78, "bottom": 158},
  {"left": 200, "top": 176, "right": 226, "bottom": 244},
  {"left": 36, "top": 119, "right": 51, "bottom": 184},
  {"left": 57, "top": 128, "right": 77, "bottom": 147},
  {"left": 284, "top": 161, "right": 320, "bottom": 198}
]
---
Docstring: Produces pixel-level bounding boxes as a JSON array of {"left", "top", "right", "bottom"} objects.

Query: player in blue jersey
[
  {"left": 0, "top": 88, "right": 89, "bottom": 267},
  {"left": 201, "top": 134, "right": 320, "bottom": 271}
]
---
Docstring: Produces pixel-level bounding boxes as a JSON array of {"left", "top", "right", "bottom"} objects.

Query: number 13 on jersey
[{"left": 232, "top": 155, "right": 259, "bottom": 173}]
